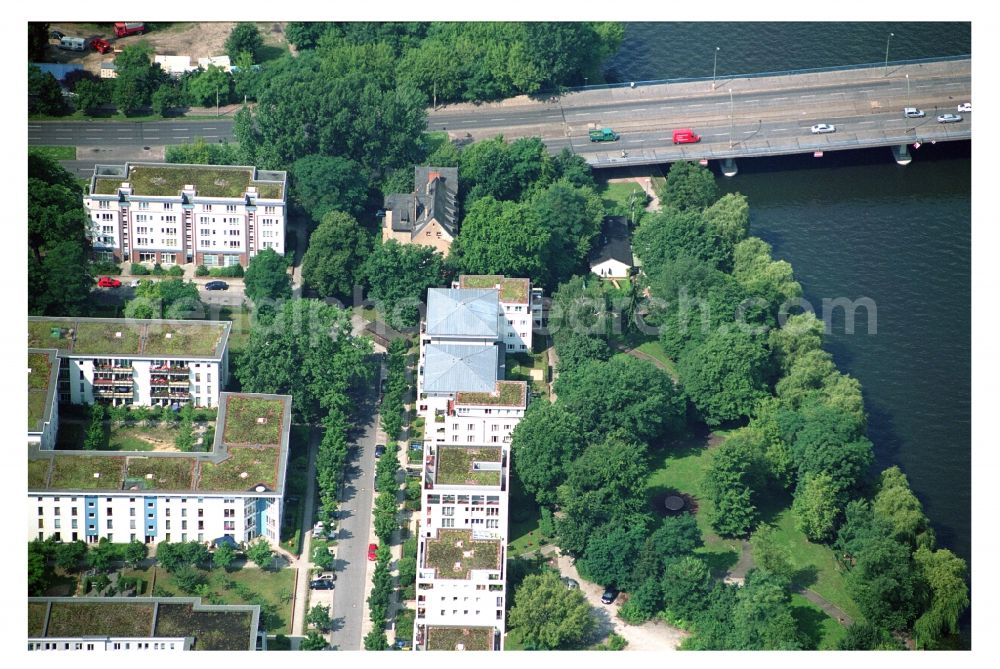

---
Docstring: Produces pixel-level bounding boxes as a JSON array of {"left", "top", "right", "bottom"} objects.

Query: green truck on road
[{"left": 589, "top": 128, "right": 620, "bottom": 142}]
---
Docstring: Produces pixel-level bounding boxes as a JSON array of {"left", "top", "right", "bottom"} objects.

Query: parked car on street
[
  {"left": 90, "top": 38, "right": 113, "bottom": 54},
  {"left": 310, "top": 579, "right": 334, "bottom": 590},
  {"left": 810, "top": 123, "right": 836, "bottom": 134},
  {"left": 601, "top": 586, "right": 619, "bottom": 604},
  {"left": 204, "top": 280, "right": 228, "bottom": 290},
  {"left": 957, "top": 102, "right": 972, "bottom": 113},
  {"left": 561, "top": 577, "right": 580, "bottom": 590},
  {"left": 97, "top": 276, "right": 121, "bottom": 288},
  {"left": 368, "top": 543, "right": 378, "bottom": 561},
  {"left": 374, "top": 444, "right": 386, "bottom": 458},
  {"left": 314, "top": 572, "right": 336, "bottom": 581},
  {"left": 937, "top": 114, "right": 962, "bottom": 123}
]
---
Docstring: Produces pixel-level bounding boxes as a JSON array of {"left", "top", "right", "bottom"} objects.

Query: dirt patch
[
  {"left": 42, "top": 22, "right": 289, "bottom": 76},
  {"left": 648, "top": 490, "right": 699, "bottom": 519}
]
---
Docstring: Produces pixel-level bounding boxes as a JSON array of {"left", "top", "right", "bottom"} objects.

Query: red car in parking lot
[
  {"left": 368, "top": 543, "right": 378, "bottom": 561},
  {"left": 97, "top": 276, "right": 121, "bottom": 288}
]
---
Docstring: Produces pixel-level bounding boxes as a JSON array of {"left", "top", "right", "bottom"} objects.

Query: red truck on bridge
[{"left": 672, "top": 128, "right": 701, "bottom": 144}]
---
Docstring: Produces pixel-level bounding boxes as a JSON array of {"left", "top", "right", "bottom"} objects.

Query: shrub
[
  {"left": 195, "top": 265, "right": 209, "bottom": 277},
  {"left": 151, "top": 263, "right": 166, "bottom": 276},
  {"left": 92, "top": 261, "right": 122, "bottom": 276},
  {"left": 131, "top": 263, "right": 150, "bottom": 276},
  {"left": 209, "top": 264, "right": 244, "bottom": 277},
  {"left": 168, "top": 264, "right": 184, "bottom": 276}
]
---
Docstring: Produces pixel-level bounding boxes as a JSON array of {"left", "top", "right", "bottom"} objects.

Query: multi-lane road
[{"left": 29, "top": 58, "right": 970, "bottom": 169}]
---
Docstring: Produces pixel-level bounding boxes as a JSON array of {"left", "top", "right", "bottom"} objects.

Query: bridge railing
[{"left": 571, "top": 55, "right": 971, "bottom": 93}]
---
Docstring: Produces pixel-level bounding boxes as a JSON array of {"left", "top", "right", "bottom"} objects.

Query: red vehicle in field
[
  {"left": 90, "top": 38, "right": 112, "bottom": 54},
  {"left": 114, "top": 22, "right": 146, "bottom": 38},
  {"left": 672, "top": 128, "right": 701, "bottom": 144},
  {"left": 97, "top": 276, "right": 122, "bottom": 288}
]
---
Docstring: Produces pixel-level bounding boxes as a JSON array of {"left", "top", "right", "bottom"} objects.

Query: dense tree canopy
[
  {"left": 291, "top": 154, "right": 370, "bottom": 222},
  {"left": 235, "top": 52, "right": 427, "bottom": 172},
  {"left": 678, "top": 329, "right": 770, "bottom": 426},
  {"left": 451, "top": 196, "right": 548, "bottom": 283},
  {"left": 528, "top": 179, "right": 604, "bottom": 287},
  {"left": 792, "top": 472, "right": 840, "bottom": 542},
  {"left": 508, "top": 571, "right": 596, "bottom": 649},
  {"left": 28, "top": 156, "right": 93, "bottom": 315},
  {"left": 126, "top": 279, "right": 203, "bottom": 320},
  {"left": 361, "top": 240, "right": 444, "bottom": 328},
  {"left": 657, "top": 160, "right": 719, "bottom": 211},
  {"left": 302, "top": 210, "right": 371, "bottom": 300},
  {"left": 704, "top": 431, "right": 769, "bottom": 537},
  {"left": 225, "top": 22, "right": 264, "bottom": 61},
  {"left": 113, "top": 44, "right": 167, "bottom": 115},
  {"left": 511, "top": 402, "right": 587, "bottom": 507},
  {"left": 243, "top": 248, "right": 291, "bottom": 305},
  {"left": 235, "top": 299, "right": 373, "bottom": 422},
  {"left": 554, "top": 355, "right": 685, "bottom": 444},
  {"left": 29, "top": 65, "right": 67, "bottom": 116}
]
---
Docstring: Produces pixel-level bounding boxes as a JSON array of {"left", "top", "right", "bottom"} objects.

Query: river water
[{"left": 606, "top": 23, "right": 972, "bottom": 571}]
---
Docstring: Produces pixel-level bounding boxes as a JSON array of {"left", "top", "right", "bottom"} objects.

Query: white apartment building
[
  {"left": 84, "top": 162, "right": 286, "bottom": 267},
  {"left": 412, "top": 284, "right": 536, "bottom": 651},
  {"left": 29, "top": 348, "right": 60, "bottom": 450},
  {"left": 28, "top": 392, "right": 291, "bottom": 547},
  {"left": 29, "top": 317, "right": 231, "bottom": 409},
  {"left": 453, "top": 275, "right": 543, "bottom": 352},
  {"left": 28, "top": 597, "right": 266, "bottom": 651}
]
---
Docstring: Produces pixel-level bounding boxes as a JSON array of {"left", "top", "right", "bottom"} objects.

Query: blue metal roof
[
  {"left": 423, "top": 344, "right": 498, "bottom": 393},
  {"left": 425, "top": 288, "right": 499, "bottom": 339}
]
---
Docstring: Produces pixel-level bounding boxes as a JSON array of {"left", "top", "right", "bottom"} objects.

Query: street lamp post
[
  {"left": 215, "top": 87, "right": 219, "bottom": 117},
  {"left": 906, "top": 73, "right": 910, "bottom": 108},
  {"left": 884, "top": 32, "right": 894, "bottom": 76},
  {"left": 729, "top": 88, "right": 735, "bottom": 149},
  {"left": 712, "top": 47, "right": 720, "bottom": 90}
]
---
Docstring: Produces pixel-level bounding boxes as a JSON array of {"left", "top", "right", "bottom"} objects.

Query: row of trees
[
  {"left": 29, "top": 538, "right": 149, "bottom": 595},
  {"left": 285, "top": 21, "right": 624, "bottom": 103}
]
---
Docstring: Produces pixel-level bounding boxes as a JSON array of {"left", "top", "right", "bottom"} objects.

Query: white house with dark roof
[{"left": 590, "top": 215, "right": 634, "bottom": 279}]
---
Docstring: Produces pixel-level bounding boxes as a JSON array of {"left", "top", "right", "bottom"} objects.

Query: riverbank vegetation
[{"left": 509, "top": 159, "right": 969, "bottom": 650}]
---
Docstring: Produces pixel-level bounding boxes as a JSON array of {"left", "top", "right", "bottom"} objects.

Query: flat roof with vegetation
[
  {"left": 459, "top": 275, "right": 530, "bottom": 303},
  {"left": 28, "top": 317, "right": 229, "bottom": 359},
  {"left": 29, "top": 598, "right": 259, "bottom": 651},
  {"left": 28, "top": 350, "right": 58, "bottom": 432},
  {"left": 454, "top": 381, "right": 526, "bottom": 408},
  {"left": 91, "top": 163, "right": 285, "bottom": 201},
  {"left": 435, "top": 447, "right": 502, "bottom": 486},
  {"left": 28, "top": 393, "right": 291, "bottom": 495},
  {"left": 424, "top": 529, "right": 502, "bottom": 579},
  {"left": 425, "top": 626, "right": 495, "bottom": 651}
]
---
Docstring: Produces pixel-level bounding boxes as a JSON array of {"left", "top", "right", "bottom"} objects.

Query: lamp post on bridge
[
  {"left": 906, "top": 73, "right": 910, "bottom": 108},
  {"left": 884, "top": 32, "right": 894, "bottom": 76},
  {"left": 712, "top": 47, "right": 720, "bottom": 90}
]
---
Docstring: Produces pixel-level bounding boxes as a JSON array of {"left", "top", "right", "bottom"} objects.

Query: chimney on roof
[{"left": 427, "top": 170, "right": 441, "bottom": 195}]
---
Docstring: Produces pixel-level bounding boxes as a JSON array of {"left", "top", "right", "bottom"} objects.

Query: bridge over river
[{"left": 427, "top": 57, "right": 971, "bottom": 173}]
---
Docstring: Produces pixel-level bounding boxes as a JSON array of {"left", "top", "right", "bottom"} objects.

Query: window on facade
[{"left": 138, "top": 202, "right": 149, "bottom": 210}]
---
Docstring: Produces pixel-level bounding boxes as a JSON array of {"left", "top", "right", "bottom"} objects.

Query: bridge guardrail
[{"left": 570, "top": 55, "right": 971, "bottom": 94}]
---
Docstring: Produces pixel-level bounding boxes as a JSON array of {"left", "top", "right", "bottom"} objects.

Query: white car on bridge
[
  {"left": 937, "top": 114, "right": 963, "bottom": 124},
  {"left": 810, "top": 123, "right": 836, "bottom": 134},
  {"left": 957, "top": 102, "right": 972, "bottom": 113}
]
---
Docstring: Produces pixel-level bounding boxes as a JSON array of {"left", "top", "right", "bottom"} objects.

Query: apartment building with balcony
[
  {"left": 28, "top": 392, "right": 291, "bottom": 547},
  {"left": 28, "top": 317, "right": 230, "bottom": 409},
  {"left": 412, "top": 283, "right": 535, "bottom": 651},
  {"left": 28, "top": 597, "right": 266, "bottom": 651},
  {"left": 84, "top": 162, "right": 286, "bottom": 267}
]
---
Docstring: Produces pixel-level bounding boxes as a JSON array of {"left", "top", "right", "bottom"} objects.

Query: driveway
[{"left": 551, "top": 553, "right": 688, "bottom": 651}]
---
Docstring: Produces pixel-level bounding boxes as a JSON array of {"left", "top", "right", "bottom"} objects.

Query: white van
[{"left": 58, "top": 36, "right": 86, "bottom": 51}]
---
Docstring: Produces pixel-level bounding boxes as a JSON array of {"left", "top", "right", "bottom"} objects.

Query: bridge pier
[
  {"left": 891, "top": 144, "right": 912, "bottom": 166},
  {"left": 721, "top": 158, "right": 738, "bottom": 177}
]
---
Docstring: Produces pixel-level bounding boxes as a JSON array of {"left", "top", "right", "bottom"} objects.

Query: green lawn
[
  {"left": 634, "top": 340, "right": 679, "bottom": 380},
  {"left": 506, "top": 472, "right": 545, "bottom": 555},
  {"left": 790, "top": 593, "right": 848, "bottom": 649},
  {"left": 598, "top": 181, "right": 648, "bottom": 224},
  {"left": 761, "top": 508, "right": 863, "bottom": 622},
  {"left": 147, "top": 565, "right": 296, "bottom": 634},
  {"left": 215, "top": 306, "right": 252, "bottom": 352},
  {"left": 29, "top": 146, "right": 76, "bottom": 160},
  {"left": 645, "top": 434, "right": 743, "bottom": 575}
]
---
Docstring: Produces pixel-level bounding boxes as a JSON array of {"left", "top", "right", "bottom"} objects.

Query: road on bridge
[{"left": 29, "top": 59, "right": 970, "bottom": 167}]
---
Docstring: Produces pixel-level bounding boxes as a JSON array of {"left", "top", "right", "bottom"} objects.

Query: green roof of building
[{"left": 28, "top": 317, "right": 229, "bottom": 359}]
